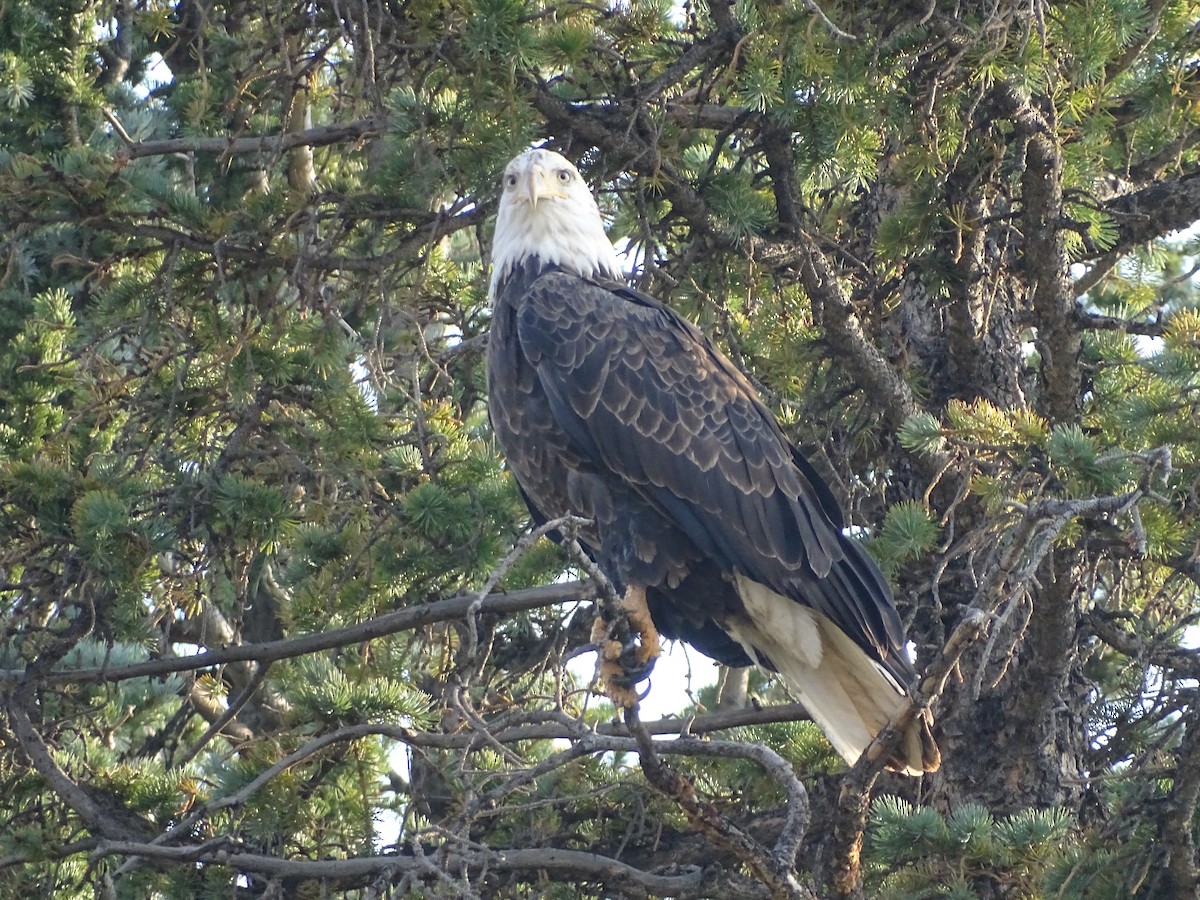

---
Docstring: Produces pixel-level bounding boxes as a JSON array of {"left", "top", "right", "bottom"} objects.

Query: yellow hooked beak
[{"left": 519, "top": 163, "right": 567, "bottom": 208}]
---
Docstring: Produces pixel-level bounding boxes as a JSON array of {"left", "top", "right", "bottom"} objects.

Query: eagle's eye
[
  {"left": 504, "top": 173, "right": 518, "bottom": 188},
  {"left": 556, "top": 169, "right": 572, "bottom": 183}
]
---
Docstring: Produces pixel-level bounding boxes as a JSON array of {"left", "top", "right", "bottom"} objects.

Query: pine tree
[{"left": 1, "top": 1, "right": 1198, "bottom": 897}]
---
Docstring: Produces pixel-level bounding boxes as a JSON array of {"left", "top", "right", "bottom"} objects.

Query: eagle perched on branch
[{"left": 486, "top": 148, "right": 939, "bottom": 775}]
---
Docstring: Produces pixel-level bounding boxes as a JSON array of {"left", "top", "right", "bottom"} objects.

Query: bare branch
[
  {"left": 824, "top": 451, "right": 1169, "bottom": 895},
  {"left": 663, "top": 100, "right": 755, "bottom": 131},
  {"left": 0, "top": 838, "right": 99, "bottom": 871},
  {"left": 791, "top": 236, "right": 923, "bottom": 432},
  {"left": 1094, "top": 169, "right": 1200, "bottom": 260},
  {"left": 94, "top": 839, "right": 709, "bottom": 896},
  {"left": 117, "top": 705, "right": 823, "bottom": 884},
  {"left": 1072, "top": 305, "right": 1168, "bottom": 337},
  {"left": 0, "top": 581, "right": 592, "bottom": 687},
  {"left": 339, "top": 702, "right": 814, "bottom": 750},
  {"left": 641, "top": 20, "right": 743, "bottom": 103},
  {"left": 115, "top": 117, "right": 382, "bottom": 162},
  {"left": 1083, "top": 613, "right": 1200, "bottom": 680},
  {"left": 95, "top": 205, "right": 486, "bottom": 275}
]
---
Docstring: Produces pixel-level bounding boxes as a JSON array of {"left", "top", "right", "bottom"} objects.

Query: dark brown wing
[{"left": 514, "top": 271, "right": 907, "bottom": 667}]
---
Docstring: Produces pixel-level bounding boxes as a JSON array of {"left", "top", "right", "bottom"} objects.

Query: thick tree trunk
[{"left": 934, "top": 556, "right": 1089, "bottom": 816}]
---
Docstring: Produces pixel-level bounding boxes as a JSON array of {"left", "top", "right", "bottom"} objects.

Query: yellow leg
[
  {"left": 594, "top": 585, "right": 662, "bottom": 708},
  {"left": 621, "top": 584, "right": 662, "bottom": 666}
]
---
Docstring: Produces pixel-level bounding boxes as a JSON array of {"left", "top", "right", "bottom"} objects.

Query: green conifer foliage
[{"left": 0, "top": 0, "right": 1198, "bottom": 897}]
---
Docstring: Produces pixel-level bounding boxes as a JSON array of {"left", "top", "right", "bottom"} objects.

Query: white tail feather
[{"left": 728, "top": 576, "right": 924, "bottom": 775}]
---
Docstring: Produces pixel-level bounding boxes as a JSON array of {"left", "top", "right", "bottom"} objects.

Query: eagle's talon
[
  {"left": 592, "top": 584, "right": 662, "bottom": 704},
  {"left": 614, "top": 643, "right": 657, "bottom": 685},
  {"left": 608, "top": 652, "right": 657, "bottom": 688}
]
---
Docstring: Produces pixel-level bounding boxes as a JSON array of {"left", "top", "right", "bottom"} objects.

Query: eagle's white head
[{"left": 488, "top": 149, "right": 623, "bottom": 298}]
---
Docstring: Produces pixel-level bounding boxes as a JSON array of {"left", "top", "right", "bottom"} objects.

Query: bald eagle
[{"left": 486, "top": 148, "right": 939, "bottom": 775}]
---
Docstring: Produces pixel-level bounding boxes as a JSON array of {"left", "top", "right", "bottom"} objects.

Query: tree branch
[
  {"left": 115, "top": 702, "right": 822, "bottom": 885},
  {"left": 96, "top": 205, "right": 485, "bottom": 275},
  {"left": 94, "top": 839, "right": 710, "bottom": 896},
  {"left": 115, "top": 117, "right": 382, "bottom": 162},
  {"left": 173, "top": 661, "right": 270, "bottom": 768},
  {"left": 1093, "top": 169, "right": 1200, "bottom": 260},
  {"left": 0, "top": 581, "right": 592, "bottom": 687},
  {"left": 1071, "top": 305, "right": 1168, "bottom": 337},
  {"left": 824, "top": 449, "right": 1169, "bottom": 895},
  {"left": 790, "top": 237, "right": 922, "bottom": 432},
  {"left": 1103, "top": 0, "right": 1171, "bottom": 82},
  {"left": 828, "top": 609, "right": 990, "bottom": 897},
  {"left": 1083, "top": 612, "right": 1200, "bottom": 680},
  {"left": 795, "top": 0, "right": 857, "bottom": 42},
  {"left": 7, "top": 698, "right": 150, "bottom": 842},
  {"left": 323, "top": 702, "right": 816, "bottom": 750},
  {"left": 623, "top": 706, "right": 816, "bottom": 900}
]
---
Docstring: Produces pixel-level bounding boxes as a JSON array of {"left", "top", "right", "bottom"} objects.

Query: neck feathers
[{"left": 489, "top": 200, "right": 623, "bottom": 298}]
